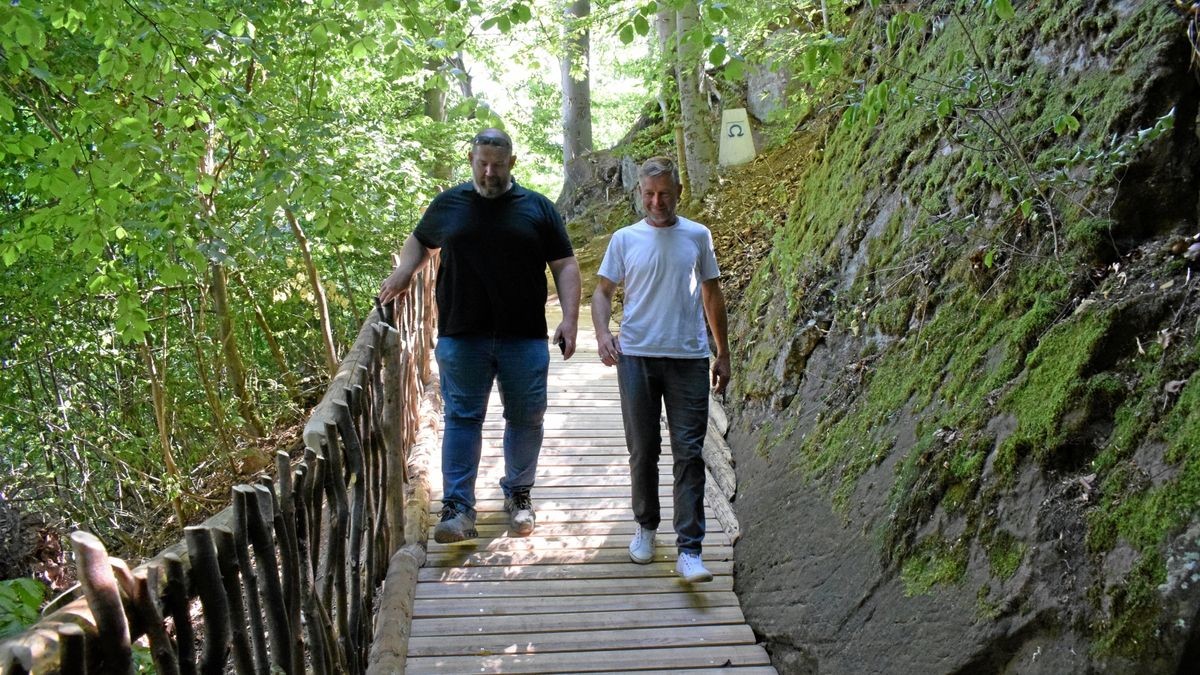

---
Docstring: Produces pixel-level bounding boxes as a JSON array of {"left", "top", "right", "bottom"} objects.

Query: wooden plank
[
  {"left": 414, "top": 575, "right": 732, "bottom": 599},
  {"left": 409, "top": 605, "right": 746, "bottom": 637},
  {"left": 407, "top": 623, "right": 757, "bottom": 657},
  {"left": 430, "top": 496, "right": 663, "bottom": 511},
  {"left": 426, "top": 531, "right": 732, "bottom": 554},
  {"left": 464, "top": 521, "right": 718, "bottom": 538},
  {"left": 412, "top": 591, "right": 738, "bottom": 618},
  {"left": 588, "top": 669, "right": 778, "bottom": 675},
  {"left": 421, "top": 546, "right": 733, "bottom": 569},
  {"left": 404, "top": 644, "right": 772, "bottom": 673},
  {"left": 417, "top": 559, "right": 733, "bottom": 583}
]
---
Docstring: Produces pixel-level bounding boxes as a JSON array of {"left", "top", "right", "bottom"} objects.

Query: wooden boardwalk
[{"left": 405, "top": 316, "right": 776, "bottom": 673}]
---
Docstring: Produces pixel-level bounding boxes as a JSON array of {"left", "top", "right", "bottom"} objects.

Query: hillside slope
[{"left": 688, "top": 1, "right": 1200, "bottom": 673}]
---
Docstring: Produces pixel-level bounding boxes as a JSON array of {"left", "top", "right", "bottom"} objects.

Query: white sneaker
[
  {"left": 675, "top": 552, "right": 713, "bottom": 583},
  {"left": 629, "top": 525, "right": 656, "bottom": 564}
]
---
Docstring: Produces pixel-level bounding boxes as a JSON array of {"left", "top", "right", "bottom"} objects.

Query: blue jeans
[
  {"left": 616, "top": 355, "right": 709, "bottom": 554},
  {"left": 435, "top": 336, "right": 550, "bottom": 518}
]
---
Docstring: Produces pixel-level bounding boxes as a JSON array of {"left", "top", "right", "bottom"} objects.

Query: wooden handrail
[{"left": 0, "top": 263, "right": 439, "bottom": 675}]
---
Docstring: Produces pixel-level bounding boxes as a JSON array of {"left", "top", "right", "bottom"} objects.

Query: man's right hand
[
  {"left": 378, "top": 267, "right": 411, "bottom": 305},
  {"left": 596, "top": 331, "right": 622, "bottom": 367}
]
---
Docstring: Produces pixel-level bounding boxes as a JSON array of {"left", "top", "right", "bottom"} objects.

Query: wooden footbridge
[
  {"left": 403, "top": 317, "right": 774, "bottom": 673},
  {"left": 0, "top": 273, "right": 775, "bottom": 674}
]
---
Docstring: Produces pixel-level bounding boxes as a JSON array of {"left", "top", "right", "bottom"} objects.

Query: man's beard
[{"left": 474, "top": 178, "right": 509, "bottom": 199}]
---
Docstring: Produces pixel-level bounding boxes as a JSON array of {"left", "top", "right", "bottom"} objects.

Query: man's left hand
[
  {"left": 711, "top": 353, "right": 731, "bottom": 395},
  {"left": 552, "top": 323, "right": 578, "bottom": 360}
]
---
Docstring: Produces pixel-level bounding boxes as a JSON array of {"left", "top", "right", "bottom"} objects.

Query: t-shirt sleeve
[
  {"left": 412, "top": 192, "right": 449, "bottom": 249},
  {"left": 698, "top": 228, "right": 720, "bottom": 281},
  {"left": 539, "top": 198, "right": 574, "bottom": 262},
  {"left": 597, "top": 231, "right": 625, "bottom": 284}
]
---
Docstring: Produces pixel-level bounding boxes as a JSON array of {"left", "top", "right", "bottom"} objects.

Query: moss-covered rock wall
[{"left": 720, "top": 1, "right": 1200, "bottom": 671}]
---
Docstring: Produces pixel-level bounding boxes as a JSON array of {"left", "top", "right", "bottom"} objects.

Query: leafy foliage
[
  {"left": 0, "top": 578, "right": 44, "bottom": 639},
  {"left": 0, "top": 0, "right": 532, "bottom": 554}
]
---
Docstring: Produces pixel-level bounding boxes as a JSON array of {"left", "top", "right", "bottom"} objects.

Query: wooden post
[
  {"left": 183, "top": 526, "right": 231, "bottom": 675},
  {"left": 69, "top": 532, "right": 134, "bottom": 675}
]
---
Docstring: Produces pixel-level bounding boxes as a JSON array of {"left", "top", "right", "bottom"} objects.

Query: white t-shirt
[{"left": 597, "top": 216, "right": 720, "bottom": 358}]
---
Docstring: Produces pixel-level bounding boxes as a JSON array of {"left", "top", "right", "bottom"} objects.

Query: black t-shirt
[{"left": 413, "top": 181, "right": 573, "bottom": 338}]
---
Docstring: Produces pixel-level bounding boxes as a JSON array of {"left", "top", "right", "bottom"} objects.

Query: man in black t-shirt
[{"left": 379, "top": 129, "right": 581, "bottom": 544}]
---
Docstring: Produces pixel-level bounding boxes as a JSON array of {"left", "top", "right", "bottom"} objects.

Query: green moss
[
  {"left": 998, "top": 308, "right": 1114, "bottom": 468},
  {"left": 976, "top": 584, "right": 1003, "bottom": 621},
  {"left": 1066, "top": 217, "right": 1118, "bottom": 263},
  {"left": 901, "top": 536, "right": 968, "bottom": 596},
  {"left": 1094, "top": 551, "right": 1168, "bottom": 658},
  {"left": 983, "top": 529, "right": 1026, "bottom": 580}
]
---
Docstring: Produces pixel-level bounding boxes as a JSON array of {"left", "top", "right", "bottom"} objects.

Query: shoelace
[{"left": 511, "top": 493, "right": 532, "bottom": 511}]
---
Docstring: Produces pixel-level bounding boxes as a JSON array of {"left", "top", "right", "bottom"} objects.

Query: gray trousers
[{"left": 616, "top": 355, "right": 709, "bottom": 554}]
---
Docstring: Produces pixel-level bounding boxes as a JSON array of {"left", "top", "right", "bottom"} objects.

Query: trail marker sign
[{"left": 719, "top": 108, "right": 756, "bottom": 167}]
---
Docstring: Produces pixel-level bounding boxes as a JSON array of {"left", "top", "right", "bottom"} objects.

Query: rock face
[{"left": 717, "top": 2, "right": 1200, "bottom": 673}]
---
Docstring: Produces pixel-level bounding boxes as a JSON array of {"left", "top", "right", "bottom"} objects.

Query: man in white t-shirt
[{"left": 591, "top": 156, "right": 730, "bottom": 583}]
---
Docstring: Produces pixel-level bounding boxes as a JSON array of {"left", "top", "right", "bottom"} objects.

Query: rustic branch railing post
[{"left": 0, "top": 265, "right": 437, "bottom": 675}]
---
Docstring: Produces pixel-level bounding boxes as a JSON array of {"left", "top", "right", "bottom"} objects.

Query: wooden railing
[{"left": 0, "top": 264, "right": 439, "bottom": 675}]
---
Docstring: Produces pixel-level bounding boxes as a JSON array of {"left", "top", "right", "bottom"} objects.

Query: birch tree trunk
[
  {"left": 424, "top": 62, "right": 453, "bottom": 187},
  {"left": 560, "top": 0, "right": 593, "bottom": 189},
  {"left": 674, "top": 0, "right": 718, "bottom": 200},
  {"left": 656, "top": 8, "right": 689, "bottom": 194}
]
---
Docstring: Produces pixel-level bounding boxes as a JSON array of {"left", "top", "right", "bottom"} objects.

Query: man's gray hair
[{"left": 638, "top": 156, "right": 680, "bottom": 186}]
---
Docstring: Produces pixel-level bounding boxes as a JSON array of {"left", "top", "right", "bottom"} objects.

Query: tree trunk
[
  {"left": 656, "top": 8, "right": 689, "bottom": 195},
  {"left": 183, "top": 293, "right": 236, "bottom": 464},
  {"left": 231, "top": 270, "right": 301, "bottom": 403},
  {"left": 423, "top": 63, "right": 453, "bottom": 186},
  {"left": 560, "top": 0, "right": 593, "bottom": 190},
  {"left": 139, "top": 335, "right": 185, "bottom": 527},
  {"left": 199, "top": 124, "right": 264, "bottom": 439},
  {"left": 211, "top": 262, "right": 266, "bottom": 438},
  {"left": 284, "top": 207, "right": 340, "bottom": 376},
  {"left": 674, "top": 0, "right": 718, "bottom": 200}
]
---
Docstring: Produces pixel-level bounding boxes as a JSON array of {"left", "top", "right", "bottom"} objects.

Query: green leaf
[
  {"left": 633, "top": 14, "right": 649, "bottom": 36},
  {"left": 444, "top": 0, "right": 461, "bottom": 10},
  {"left": 29, "top": 66, "right": 53, "bottom": 83},
  {"left": 993, "top": 0, "right": 1015, "bottom": 20},
  {"left": 709, "top": 44, "right": 726, "bottom": 67},
  {"left": 310, "top": 22, "right": 328, "bottom": 47},
  {"left": 803, "top": 48, "right": 817, "bottom": 72},
  {"left": 619, "top": 23, "right": 634, "bottom": 45},
  {"left": 512, "top": 4, "right": 532, "bottom": 22},
  {"left": 1019, "top": 198, "right": 1033, "bottom": 219},
  {"left": 497, "top": 16, "right": 511, "bottom": 33},
  {"left": 983, "top": 249, "right": 995, "bottom": 269},
  {"left": 937, "top": 98, "right": 952, "bottom": 117},
  {"left": 724, "top": 58, "right": 744, "bottom": 82}
]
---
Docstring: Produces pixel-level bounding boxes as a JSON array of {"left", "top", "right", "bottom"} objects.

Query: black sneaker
[
  {"left": 433, "top": 503, "right": 477, "bottom": 543},
  {"left": 504, "top": 491, "right": 536, "bottom": 536}
]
